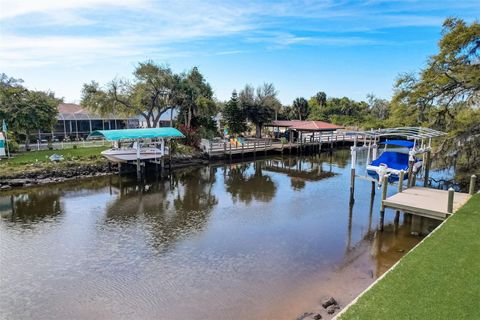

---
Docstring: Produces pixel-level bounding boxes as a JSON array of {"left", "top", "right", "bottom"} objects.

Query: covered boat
[
  {"left": 366, "top": 139, "right": 422, "bottom": 183},
  {"left": 88, "top": 128, "right": 185, "bottom": 163}
]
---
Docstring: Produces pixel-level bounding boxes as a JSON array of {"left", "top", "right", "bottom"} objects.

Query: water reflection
[
  {"left": 225, "top": 161, "right": 277, "bottom": 203},
  {"left": 0, "top": 151, "right": 447, "bottom": 320}
]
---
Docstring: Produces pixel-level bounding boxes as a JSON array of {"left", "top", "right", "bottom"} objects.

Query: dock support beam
[
  {"left": 447, "top": 187, "right": 455, "bottom": 214},
  {"left": 407, "top": 151, "right": 415, "bottom": 188},
  {"left": 423, "top": 150, "right": 431, "bottom": 187},
  {"left": 379, "top": 175, "right": 388, "bottom": 231},
  {"left": 469, "top": 175, "right": 477, "bottom": 195},
  {"left": 395, "top": 170, "right": 405, "bottom": 225},
  {"left": 349, "top": 145, "right": 357, "bottom": 205}
]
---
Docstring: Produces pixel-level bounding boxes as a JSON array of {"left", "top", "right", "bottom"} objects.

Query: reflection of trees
[
  {"left": 290, "top": 178, "right": 306, "bottom": 191},
  {"left": 105, "top": 166, "right": 218, "bottom": 253},
  {"left": 225, "top": 161, "right": 277, "bottom": 204},
  {"left": 3, "top": 191, "right": 62, "bottom": 224}
]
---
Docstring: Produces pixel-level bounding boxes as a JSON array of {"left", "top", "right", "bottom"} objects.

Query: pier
[
  {"left": 383, "top": 186, "right": 472, "bottom": 220},
  {"left": 201, "top": 131, "right": 360, "bottom": 157}
]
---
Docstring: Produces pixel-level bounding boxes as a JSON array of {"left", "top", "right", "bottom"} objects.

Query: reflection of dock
[
  {"left": 383, "top": 187, "right": 471, "bottom": 220},
  {"left": 263, "top": 165, "right": 335, "bottom": 181}
]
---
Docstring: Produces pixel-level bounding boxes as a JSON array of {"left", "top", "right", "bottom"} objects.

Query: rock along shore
[{"left": 0, "top": 154, "right": 209, "bottom": 190}]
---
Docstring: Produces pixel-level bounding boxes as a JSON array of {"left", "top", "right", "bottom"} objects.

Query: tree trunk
[
  {"left": 25, "top": 131, "right": 31, "bottom": 151},
  {"left": 299, "top": 113, "right": 302, "bottom": 121},
  {"left": 170, "top": 107, "right": 174, "bottom": 127},
  {"left": 255, "top": 123, "right": 262, "bottom": 138},
  {"left": 145, "top": 116, "right": 152, "bottom": 128},
  {"left": 187, "top": 107, "right": 192, "bottom": 128}
]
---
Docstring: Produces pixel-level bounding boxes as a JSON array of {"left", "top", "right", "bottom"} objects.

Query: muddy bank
[{"left": 0, "top": 154, "right": 209, "bottom": 190}]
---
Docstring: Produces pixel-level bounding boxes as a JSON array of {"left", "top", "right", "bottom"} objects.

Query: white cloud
[{"left": 0, "top": 0, "right": 478, "bottom": 69}]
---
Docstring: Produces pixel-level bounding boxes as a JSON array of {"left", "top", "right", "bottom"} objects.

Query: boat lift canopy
[
  {"left": 344, "top": 127, "right": 445, "bottom": 140},
  {"left": 88, "top": 128, "right": 185, "bottom": 141},
  {"left": 379, "top": 140, "right": 415, "bottom": 148}
]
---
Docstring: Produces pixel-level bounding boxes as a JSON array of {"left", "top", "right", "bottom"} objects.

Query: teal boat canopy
[{"left": 88, "top": 128, "right": 185, "bottom": 141}]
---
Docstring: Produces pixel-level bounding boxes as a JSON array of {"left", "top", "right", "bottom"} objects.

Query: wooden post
[
  {"left": 229, "top": 142, "right": 232, "bottom": 161},
  {"left": 223, "top": 142, "right": 227, "bottom": 157},
  {"left": 349, "top": 146, "right": 356, "bottom": 205},
  {"left": 242, "top": 142, "right": 244, "bottom": 158},
  {"left": 398, "top": 170, "right": 405, "bottom": 193},
  {"left": 447, "top": 187, "right": 455, "bottom": 214},
  {"left": 318, "top": 132, "right": 322, "bottom": 152},
  {"left": 136, "top": 139, "right": 141, "bottom": 180},
  {"left": 407, "top": 154, "right": 415, "bottom": 188},
  {"left": 264, "top": 140, "right": 267, "bottom": 156},
  {"left": 423, "top": 150, "right": 431, "bottom": 187},
  {"left": 169, "top": 139, "right": 172, "bottom": 171},
  {"left": 379, "top": 175, "right": 388, "bottom": 231},
  {"left": 395, "top": 170, "right": 404, "bottom": 226},
  {"left": 253, "top": 140, "right": 257, "bottom": 156},
  {"left": 469, "top": 175, "right": 477, "bottom": 195}
]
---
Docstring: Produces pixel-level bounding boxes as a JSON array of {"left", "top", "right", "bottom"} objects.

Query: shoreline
[{"left": 0, "top": 154, "right": 212, "bottom": 190}]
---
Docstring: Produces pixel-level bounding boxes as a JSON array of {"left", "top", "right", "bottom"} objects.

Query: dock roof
[
  {"left": 88, "top": 128, "right": 185, "bottom": 141},
  {"left": 267, "top": 120, "right": 343, "bottom": 131}
]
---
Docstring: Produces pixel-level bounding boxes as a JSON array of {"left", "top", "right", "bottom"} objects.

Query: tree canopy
[
  {"left": 293, "top": 97, "right": 309, "bottom": 120},
  {"left": 222, "top": 90, "right": 247, "bottom": 135},
  {"left": 0, "top": 74, "right": 60, "bottom": 150},
  {"left": 239, "top": 83, "right": 279, "bottom": 138}
]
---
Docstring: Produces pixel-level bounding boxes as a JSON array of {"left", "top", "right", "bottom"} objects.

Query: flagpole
[{"left": 5, "top": 130, "right": 10, "bottom": 158}]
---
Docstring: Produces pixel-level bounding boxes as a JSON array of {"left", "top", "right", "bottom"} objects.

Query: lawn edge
[{"left": 333, "top": 209, "right": 453, "bottom": 320}]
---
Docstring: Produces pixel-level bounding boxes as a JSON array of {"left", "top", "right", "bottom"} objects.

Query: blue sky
[{"left": 0, "top": 0, "right": 478, "bottom": 104}]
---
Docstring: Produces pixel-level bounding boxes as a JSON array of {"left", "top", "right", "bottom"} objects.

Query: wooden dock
[
  {"left": 383, "top": 186, "right": 471, "bottom": 221},
  {"left": 201, "top": 132, "right": 360, "bottom": 157}
]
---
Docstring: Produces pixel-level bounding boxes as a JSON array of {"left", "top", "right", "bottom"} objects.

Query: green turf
[{"left": 340, "top": 194, "right": 480, "bottom": 320}]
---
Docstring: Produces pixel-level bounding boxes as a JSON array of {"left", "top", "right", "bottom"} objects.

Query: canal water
[{"left": 0, "top": 150, "right": 440, "bottom": 319}]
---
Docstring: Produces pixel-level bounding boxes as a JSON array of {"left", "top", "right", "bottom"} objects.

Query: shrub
[{"left": 178, "top": 124, "right": 201, "bottom": 148}]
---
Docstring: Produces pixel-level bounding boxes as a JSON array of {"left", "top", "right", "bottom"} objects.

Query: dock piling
[
  {"left": 379, "top": 175, "right": 388, "bottom": 231},
  {"left": 398, "top": 170, "right": 405, "bottom": 192},
  {"left": 469, "top": 175, "right": 477, "bottom": 195},
  {"left": 447, "top": 187, "right": 455, "bottom": 214},
  {"left": 423, "top": 150, "right": 431, "bottom": 187}
]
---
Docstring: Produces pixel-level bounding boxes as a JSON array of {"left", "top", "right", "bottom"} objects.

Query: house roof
[{"left": 268, "top": 120, "right": 343, "bottom": 131}]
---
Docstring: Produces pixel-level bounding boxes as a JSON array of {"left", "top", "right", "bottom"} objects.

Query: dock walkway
[
  {"left": 202, "top": 132, "right": 361, "bottom": 157},
  {"left": 383, "top": 186, "right": 471, "bottom": 220}
]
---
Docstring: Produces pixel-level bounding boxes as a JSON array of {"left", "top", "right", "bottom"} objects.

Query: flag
[{"left": 2, "top": 119, "right": 6, "bottom": 132}]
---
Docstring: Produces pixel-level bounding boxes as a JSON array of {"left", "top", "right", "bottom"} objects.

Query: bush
[{"left": 178, "top": 124, "right": 201, "bottom": 148}]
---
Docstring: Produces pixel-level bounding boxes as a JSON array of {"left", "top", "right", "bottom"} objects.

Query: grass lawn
[
  {"left": 0, "top": 146, "right": 109, "bottom": 177},
  {"left": 2, "top": 146, "right": 109, "bottom": 165},
  {"left": 339, "top": 194, "right": 480, "bottom": 319}
]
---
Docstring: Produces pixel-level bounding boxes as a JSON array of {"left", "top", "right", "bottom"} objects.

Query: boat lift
[
  {"left": 345, "top": 127, "right": 446, "bottom": 204},
  {"left": 88, "top": 128, "right": 185, "bottom": 179}
]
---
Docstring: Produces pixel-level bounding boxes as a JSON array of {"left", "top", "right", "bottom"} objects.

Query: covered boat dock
[{"left": 89, "top": 127, "right": 185, "bottom": 177}]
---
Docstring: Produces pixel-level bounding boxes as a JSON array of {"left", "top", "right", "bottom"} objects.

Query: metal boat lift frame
[{"left": 344, "top": 127, "right": 446, "bottom": 204}]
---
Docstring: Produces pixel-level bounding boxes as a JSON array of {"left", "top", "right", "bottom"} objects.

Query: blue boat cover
[
  {"left": 379, "top": 139, "right": 414, "bottom": 148},
  {"left": 89, "top": 128, "right": 185, "bottom": 141},
  {"left": 370, "top": 151, "right": 409, "bottom": 170}
]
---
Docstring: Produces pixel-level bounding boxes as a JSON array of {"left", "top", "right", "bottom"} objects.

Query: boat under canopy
[
  {"left": 88, "top": 128, "right": 185, "bottom": 163},
  {"left": 344, "top": 127, "right": 446, "bottom": 186}
]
